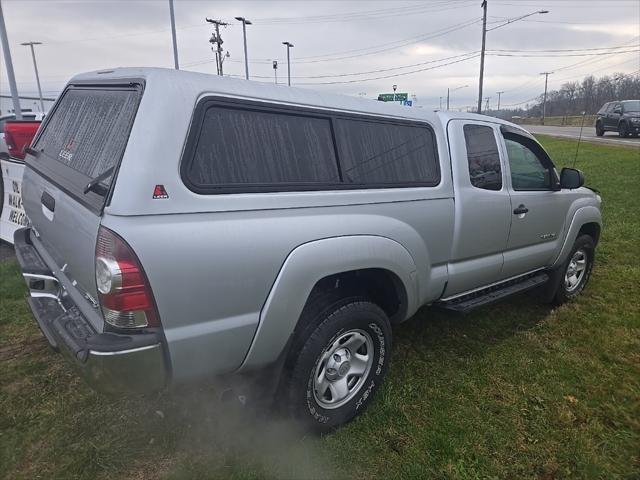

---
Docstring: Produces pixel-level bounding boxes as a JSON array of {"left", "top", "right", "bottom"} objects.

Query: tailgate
[{"left": 22, "top": 83, "right": 142, "bottom": 330}]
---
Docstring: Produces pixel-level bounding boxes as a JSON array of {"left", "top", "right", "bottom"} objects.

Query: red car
[{"left": 1, "top": 113, "right": 44, "bottom": 243}]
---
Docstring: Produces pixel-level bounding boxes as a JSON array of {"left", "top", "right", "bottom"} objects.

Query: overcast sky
[{"left": 1, "top": 0, "right": 639, "bottom": 110}]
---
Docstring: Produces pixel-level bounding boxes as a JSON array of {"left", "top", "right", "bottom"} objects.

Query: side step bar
[{"left": 436, "top": 272, "right": 549, "bottom": 314}]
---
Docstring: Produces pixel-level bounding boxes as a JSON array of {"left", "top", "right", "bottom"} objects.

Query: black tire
[
  {"left": 595, "top": 122, "right": 604, "bottom": 137},
  {"left": 283, "top": 297, "right": 392, "bottom": 432},
  {"left": 618, "top": 122, "right": 629, "bottom": 138},
  {"left": 546, "top": 234, "right": 595, "bottom": 305}
]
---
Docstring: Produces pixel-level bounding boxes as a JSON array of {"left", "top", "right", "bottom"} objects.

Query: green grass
[
  {"left": 1, "top": 136, "right": 639, "bottom": 479},
  {"left": 514, "top": 116, "right": 597, "bottom": 127}
]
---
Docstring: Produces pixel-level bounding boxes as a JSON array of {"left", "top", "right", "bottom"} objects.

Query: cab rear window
[
  {"left": 35, "top": 88, "right": 139, "bottom": 179},
  {"left": 28, "top": 84, "right": 142, "bottom": 212}
]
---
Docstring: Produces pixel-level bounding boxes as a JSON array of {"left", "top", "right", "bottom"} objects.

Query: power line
[
  {"left": 489, "top": 45, "right": 640, "bottom": 53},
  {"left": 488, "top": 49, "right": 639, "bottom": 57},
  {"left": 296, "top": 54, "right": 480, "bottom": 85},
  {"left": 552, "top": 36, "right": 639, "bottom": 72},
  {"left": 251, "top": 1, "right": 478, "bottom": 25},
  {"left": 212, "top": 52, "right": 479, "bottom": 80},
  {"left": 182, "top": 17, "right": 482, "bottom": 67},
  {"left": 492, "top": 1, "right": 638, "bottom": 8}
]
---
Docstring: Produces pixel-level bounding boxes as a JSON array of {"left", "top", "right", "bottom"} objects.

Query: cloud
[
  {"left": 1, "top": 0, "right": 639, "bottom": 110},
  {"left": 568, "top": 24, "right": 640, "bottom": 37}
]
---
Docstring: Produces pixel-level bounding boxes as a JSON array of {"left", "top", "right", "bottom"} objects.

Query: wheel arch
[
  {"left": 577, "top": 222, "right": 601, "bottom": 245},
  {"left": 552, "top": 206, "right": 602, "bottom": 268},
  {"left": 238, "top": 235, "right": 419, "bottom": 371}
]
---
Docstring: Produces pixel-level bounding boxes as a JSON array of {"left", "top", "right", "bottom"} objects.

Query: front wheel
[
  {"left": 548, "top": 235, "right": 595, "bottom": 305},
  {"left": 284, "top": 299, "right": 392, "bottom": 432},
  {"left": 618, "top": 122, "right": 629, "bottom": 138},
  {"left": 595, "top": 122, "right": 604, "bottom": 136}
]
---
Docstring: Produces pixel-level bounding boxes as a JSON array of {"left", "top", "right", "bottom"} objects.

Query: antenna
[{"left": 572, "top": 110, "right": 587, "bottom": 168}]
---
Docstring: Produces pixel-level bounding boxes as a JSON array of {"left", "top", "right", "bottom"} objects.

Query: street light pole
[
  {"left": 447, "top": 84, "right": 469, "bottom": 111},
  {"left": 168, "top": 0, "right": 179, "bottom": 69},
  {"left": 0, "top": 2, "right": 22, "bottom": 119},
  {"left": 21, "top": 41, "right": 45, "bottom": 112},
  {"left": 477, "top": 3, "right": 549, "bottom": 114},
  {"left": 282, "top": 41, "right": 294, "bottom": 86},
  {"left": 235, "top": 17, "right": 252, "bottom": 80}
]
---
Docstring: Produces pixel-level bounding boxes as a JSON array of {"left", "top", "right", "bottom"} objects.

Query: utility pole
[
  {"left": 477, "top": 0, "right": 488, "bottom": 114},
  {"left": 168, "top": 0, "right": 179, "bottom": 69},
  {"left": 439, "top": 97, "right": 443, "bottom": 110},
  {"left": 0, "top": 2, "right": 22, "bottom": 119},
  {"left": 207, "top": 18, "right": 229, "bottom": 75},
  {"left": 235, "top": 16, "right": 252, "bottom": 80},
  {"left": 485, "top": 96, "right": 491, "bottom": 111},
  {"left": 540, "top": 71, "right": 553, "bottom": 125},
  {"left": 21, "top": 41, "right": 45, "bottom": 113},
  {"left": 282, "top": 41, "right": 294, "bottom": 86},
  {"left": 496, "top": 90, "right": 504, "bottom": 112},
  {"left": 447, "top": 88, "right": 450, "bottom": 110},
  {"left": 273, "top": 60, "right": 278, "bottom": 84}
]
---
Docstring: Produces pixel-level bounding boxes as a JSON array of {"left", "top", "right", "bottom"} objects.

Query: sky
[{"left": 1, "top": 0, "right": 639, "bottom": 111}]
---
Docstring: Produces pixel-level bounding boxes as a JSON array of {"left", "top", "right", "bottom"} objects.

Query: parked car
[
  {"left": 0, "top": 112, "right": 43, "bottom": 160},
  {"left": 0, "top": 113, "right": 44, "bottom": 243},
  {"left": 595, "top": 100, "right": 640, "bottom": 137},
  {"left": 14, "top": 68, "right": 602, "bottom": 431}
]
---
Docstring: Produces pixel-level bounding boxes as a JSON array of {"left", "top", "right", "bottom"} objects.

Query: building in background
[{"left": 0, "top": 95, "right": 56, "bottom": 115}]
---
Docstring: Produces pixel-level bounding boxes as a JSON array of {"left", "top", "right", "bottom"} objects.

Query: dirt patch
[
  {"left": 0, "top": 240, "right": 15, "bottom": 262},
  {"left": 0, "top": 334, "right": 49, "bottom": 361}
]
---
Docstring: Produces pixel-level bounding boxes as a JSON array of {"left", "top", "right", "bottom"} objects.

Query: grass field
[
  {"left": 1, "top": 136, "right": 639, "bottom": 480},
  {"left": 514, "top": 116, "right": 597, "bottom": 127}
]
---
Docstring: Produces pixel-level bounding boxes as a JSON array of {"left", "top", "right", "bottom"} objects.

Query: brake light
[{"left": 95, "top": 226, "right": 160, "bottom": 329}]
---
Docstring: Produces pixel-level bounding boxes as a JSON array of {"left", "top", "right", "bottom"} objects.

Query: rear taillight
[{"left": 95, "top": 226, "right": 160, "bottom": 329}]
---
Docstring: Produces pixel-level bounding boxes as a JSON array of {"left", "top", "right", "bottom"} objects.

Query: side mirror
[
  {"left": 613, "top": 108, "right": 622, "bottom": 114},
  {"left": 560, "top": 167, "right": 584, "bottom": 189}
]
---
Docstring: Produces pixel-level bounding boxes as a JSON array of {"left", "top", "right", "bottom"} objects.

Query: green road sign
[{"left": 378, "top": 93, "right": 408, "bottom": 102}]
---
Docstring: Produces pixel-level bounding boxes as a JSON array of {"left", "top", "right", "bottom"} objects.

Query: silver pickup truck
[{"left": 14, "top": 68, "right": 602, "bottom": 431}]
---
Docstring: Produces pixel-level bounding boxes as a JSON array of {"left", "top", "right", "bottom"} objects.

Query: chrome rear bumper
[{"left": 14, "top": 227, "right": 168, "bottom": 394}]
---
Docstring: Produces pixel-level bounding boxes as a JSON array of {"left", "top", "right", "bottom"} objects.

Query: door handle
[
  {"left": 513, "top": 204, "right": 528, "bottom": 215},
  {"left": 41, "top": 191, "right": 55, "bottom": 212}
]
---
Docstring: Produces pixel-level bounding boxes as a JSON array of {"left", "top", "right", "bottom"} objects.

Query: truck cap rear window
[{"left": 29, "top": 84, "right": 142, "bottom": 212}]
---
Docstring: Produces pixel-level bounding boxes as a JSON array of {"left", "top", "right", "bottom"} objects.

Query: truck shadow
[{"left": 396, "top": 292, "right": 554, "bottom": 358}]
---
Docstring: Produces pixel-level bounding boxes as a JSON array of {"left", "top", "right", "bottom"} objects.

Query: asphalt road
[{"left": 524, "top": 125, "right": 640, "bottom": 148}]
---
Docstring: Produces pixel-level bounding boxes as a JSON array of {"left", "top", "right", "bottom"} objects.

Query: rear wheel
[
  {"left": 618, "top": 122, "right": 629, "bottom": 138},
  {"left": 595, "top": 122, "right": 604, "bottom": 136},
  {"left": 283, "top": 297, "right": 391, "bottom": 432}
]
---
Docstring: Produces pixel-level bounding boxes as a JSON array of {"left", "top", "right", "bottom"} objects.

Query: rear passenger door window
[
  {"left": 333, "top": 118, "right": 439, "bottom": 185},
  {"left": 463, "top": 124, "right": 501, "bottom": 190},
  {"left": 185, "top": 106, "right": 340, "bottom": 189}
]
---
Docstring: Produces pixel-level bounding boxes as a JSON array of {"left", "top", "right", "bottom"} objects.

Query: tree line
[{"left": 492, "top": 72, "right": 640, "bottom": 119}]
